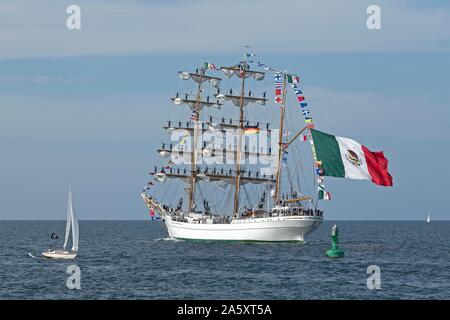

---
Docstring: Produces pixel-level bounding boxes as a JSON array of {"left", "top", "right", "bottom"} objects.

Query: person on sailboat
[{"left": 47, "top": 232, "right": 59, "bottom": 251}]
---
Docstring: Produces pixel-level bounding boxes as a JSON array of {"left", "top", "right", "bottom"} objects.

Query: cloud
[{"left": 0, "top": 0, "right": 449, "bottom": 59}]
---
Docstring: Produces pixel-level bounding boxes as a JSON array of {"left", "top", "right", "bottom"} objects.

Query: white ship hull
[{"left": 163, "top": 215, "right": 323, "bottom": 242}]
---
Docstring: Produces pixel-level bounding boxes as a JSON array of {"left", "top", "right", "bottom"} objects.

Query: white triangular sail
[
  {"left": 427, "top": 213, "right": 431, "bottom": 223},
  {"left": 62, "top": 189, "right": 79, "bottom": 252},
  {"left": 70, "top": 191, "right": 79, "bottom": 251},
  {"left": 63, "top": 190, "right": 72, "bottom": 250}
]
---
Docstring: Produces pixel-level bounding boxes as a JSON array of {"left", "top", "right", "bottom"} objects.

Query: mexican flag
[
  {"left": 310, "top": 129, "right": 393, "bottom": 186},
  {"left": 204, "top": 62, "right": 217, "bottom": 70},
  {"left": 287, "top": 74, "right": 300, "bottom": 83},
  {"left": 318, "top": 184, "right": 331, "bottom": 200}
]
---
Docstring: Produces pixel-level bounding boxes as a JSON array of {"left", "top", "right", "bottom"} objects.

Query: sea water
[{"left": 0, "top": 220, "right": 449, "bottom": 299}]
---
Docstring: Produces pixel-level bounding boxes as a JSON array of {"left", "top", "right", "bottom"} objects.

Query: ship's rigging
[
  {"left": 146, "top": 55, "right": 323, "bottom": 217},
  {"left": 140, "top": 53, "right": 392, "bottom": 242}
]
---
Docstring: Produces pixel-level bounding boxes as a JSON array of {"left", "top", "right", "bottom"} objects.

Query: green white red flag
[
  {"left": 287, "top": 74, "right": 300, "bottom": 84},
  {"left": 204, "top": 62, "right": 217, "bottom": 70},
  {"left": 310, "top": 129, "right": 393, "bottom": 187}
]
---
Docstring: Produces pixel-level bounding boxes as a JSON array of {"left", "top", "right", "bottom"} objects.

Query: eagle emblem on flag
[{"left": 345, "top": 149, "right": 362, "bottom": 167}]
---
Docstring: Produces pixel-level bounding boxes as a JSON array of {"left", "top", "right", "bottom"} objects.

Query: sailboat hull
[
  {"left": 42, "top": 250, "right": 77, "bottom": 259},
  {"left": 163, "top": 215, "right": 323, "bottom": 242}
]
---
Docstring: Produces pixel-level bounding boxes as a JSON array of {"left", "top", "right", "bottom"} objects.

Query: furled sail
[
  {"left": 171, "top": 97, "right": 222, "bottom": 111},
  {"left": 153, "top": 172, "right": 167, "bottom": 182},
  {"left": 178, "top": 71, "right": 222, "bottom": 87},
  {"left": 220, "top": 66, "right": 265, "bottom": 80},
  {"left": 220, "top": 94, "right": 267, "bottom": 107},
  {"left": 164, "top": 122, "right": 270, "bottom": 134},
  {"left": 156, "top": 148, "right": 275, "bottom": 161},
  {"left": 149, "top": 170, "right": 275, "bottom": 186}
]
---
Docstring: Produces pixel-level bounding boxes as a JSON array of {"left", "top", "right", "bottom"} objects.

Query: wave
[{"left": 154, "top": 237, "right": 183, "bottom": 242}]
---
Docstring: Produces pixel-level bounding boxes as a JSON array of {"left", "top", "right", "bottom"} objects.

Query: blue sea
[{"left": 0, "top": 221, "right": 449, "bottom": 299}]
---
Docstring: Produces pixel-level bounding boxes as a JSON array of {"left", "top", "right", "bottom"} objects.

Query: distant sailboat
[
  {"left": 427, "top": 213, "right": 431, "bottom": 223},
  {"left": 42, "top": 189, "right": 79, "bottom": 259}
]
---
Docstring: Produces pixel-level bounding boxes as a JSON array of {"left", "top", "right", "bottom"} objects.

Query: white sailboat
[
  {"left": 427, "top": 213, "right": 431, "bottom": 223},
  {"left": 42, "top": 189, "right": 79, "bottom": 259}
]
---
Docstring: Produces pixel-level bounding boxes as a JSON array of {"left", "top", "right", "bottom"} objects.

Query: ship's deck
[{"left": 169, "top": 208, "right": 324, "bottom": 224}]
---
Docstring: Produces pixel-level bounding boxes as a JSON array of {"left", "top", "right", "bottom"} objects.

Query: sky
[{"left": 0, "top": 0, "right": 449, "bottom": 220}]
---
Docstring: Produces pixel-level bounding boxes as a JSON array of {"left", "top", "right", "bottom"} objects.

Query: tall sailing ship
[
  {"left": 141, "top": 54, "right": 329, "bottom": 241},
  {"left": 141, "top": 53, "right": 393, "bottom": 242}
]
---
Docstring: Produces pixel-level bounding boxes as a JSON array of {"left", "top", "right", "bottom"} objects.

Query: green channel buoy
[{"left": 326, "top": 224, "right": 345, "bottom": 258}]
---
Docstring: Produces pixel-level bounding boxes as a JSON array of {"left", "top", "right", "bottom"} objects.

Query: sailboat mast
[
  {"left": 188, "top": 67, "right": 204, "bottom": 212},
  {"left": 232, "top": 62, "right": 247, "bottom": 216},
  {"left": 275, "top": 74, "right": 287, "bottom": 204}
]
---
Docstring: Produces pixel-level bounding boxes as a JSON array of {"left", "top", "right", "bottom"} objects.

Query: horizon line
[{"left": 0, "top": 219, "right": 447, "bottom": 222}]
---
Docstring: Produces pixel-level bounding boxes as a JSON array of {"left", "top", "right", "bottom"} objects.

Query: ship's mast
[
  {"left": 188, "top": 67, "right": 205, "bottom": 212},
  {"left": 232, "top": 60, "right": 247, "bottom": 216},
  {"left": 274, "top": 73, "right": 287, "bottom": 204},
  {"left": 151, "top": 57, "right": 321, "bottom": 219},
  {"left": 168, "top": 55, "right": 265, "bottom": 216}
]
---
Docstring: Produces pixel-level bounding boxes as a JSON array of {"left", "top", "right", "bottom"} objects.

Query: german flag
[{"left": 244, "top": 125, "right": 260, "bottom": 135}]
